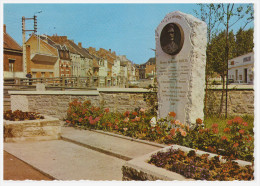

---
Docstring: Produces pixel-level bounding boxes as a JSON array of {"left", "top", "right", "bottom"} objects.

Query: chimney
[
  {"left": 109, "top": 49, "right": 111, "bottom": 53},
  {"left": 78, "top": 42, "right": 82, "bottom": 48},
  {"left": 4, "top": 24, "right": 6, "bottom": 33}
]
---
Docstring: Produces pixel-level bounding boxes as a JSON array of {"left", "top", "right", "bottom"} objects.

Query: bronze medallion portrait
[{"left": 160, "top": 23, "right": 184, "bottom": 55}]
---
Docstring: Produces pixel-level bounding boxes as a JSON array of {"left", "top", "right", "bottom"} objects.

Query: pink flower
[
  {"left": 123, "top": 128, "right": 128, "bottom": 131},
  {"left": 114, "top": 125, "right": 119, "bottom": 130},
  {"left": 123, "top": 117, "right": 129, "bottom": 123},
  {"left": 181, "top": 131, "right": 187, "bottom": 137},
  {"left": 140, "top": 108, "right": 145, "bottom": 113},
  {"left": 94, "top": 117, "right": 100, "bottom": 122},
  {"left": 78, "top": 118, "right": 83, "bottom": 122},
  {"left": 174, "top": 120, "right": 181, "bottom": 125},
  {"left": 135, "top": 116, "right": 141, "bottom": 122}
]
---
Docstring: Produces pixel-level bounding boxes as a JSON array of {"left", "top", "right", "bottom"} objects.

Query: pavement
[{"left": 3, "top": 126, "right": 164, "bottom": 181}]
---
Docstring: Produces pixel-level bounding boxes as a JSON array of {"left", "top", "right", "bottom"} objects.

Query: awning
[{"left": 31, "top": 53, "right": 58, "bottom": 63}]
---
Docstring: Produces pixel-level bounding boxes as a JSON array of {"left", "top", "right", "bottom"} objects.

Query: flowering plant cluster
[
  {"left": 148, "top": 148, "right": 254, "bottom": 181},
  {"left": 65, "top": 100, "right": 254, "bottom": 162},
  {"left": 4, "top": 110, "right": 44, "bottom": 121}
]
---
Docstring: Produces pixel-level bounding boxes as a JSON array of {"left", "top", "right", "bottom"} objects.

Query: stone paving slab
[
  {"left": 4, "top": 140, "right": 125, "bottom": 181},
  {"left": 61, "top": 127, "right": 162, "bottom": 160}
]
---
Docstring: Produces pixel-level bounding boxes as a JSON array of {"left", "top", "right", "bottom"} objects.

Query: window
[
  {"left": 41, "top": 72, "right": 45, "bottom": 78},
  {"left": 243, "top": 56, "right": 251, "bottom": 62},
  {"left": 230, "top": 61, "right": 234, "bottom": 65},
  {"left": 239, "top": 75, "right": 242, "bottom": 80},
  {"left": 8, "top": 59, "right": 15, "bottom": 72}
]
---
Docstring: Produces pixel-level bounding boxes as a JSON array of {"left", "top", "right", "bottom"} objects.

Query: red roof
[{"left": 3, "top": 30, "right": 22, "bottom": 51}]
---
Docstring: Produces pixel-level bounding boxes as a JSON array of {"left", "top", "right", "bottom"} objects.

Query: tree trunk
[{"left": 219, "top": 75, "right": 225, "bottom": 117}]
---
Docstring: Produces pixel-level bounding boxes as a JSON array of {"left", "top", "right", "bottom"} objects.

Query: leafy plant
[
  {"left": 148, "top": 148, "right": 254, "bottom": 181},
  {"left": 4, "top": 110, "right": 44, "bottom": 121}
]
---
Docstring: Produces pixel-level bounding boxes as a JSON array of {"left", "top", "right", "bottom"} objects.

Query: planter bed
[
  {"left": 4, "top": 115, "right": 61, "bottom": 142},
  {"left": 122, "top": 144, "right": 253, "bottom": 181}
]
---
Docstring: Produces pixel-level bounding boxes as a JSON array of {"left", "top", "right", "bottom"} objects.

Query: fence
[{"left": 4, "top": 76, "right": 128, "bottom": 90}]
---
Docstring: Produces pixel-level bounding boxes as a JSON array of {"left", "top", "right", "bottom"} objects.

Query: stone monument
[{"left": 156, "top": 11, "right": 207, "bottom": 125}]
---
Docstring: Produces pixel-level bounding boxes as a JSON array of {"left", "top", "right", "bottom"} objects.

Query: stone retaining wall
[
  {"left": 9, "top": 87, "right": 254, "bottom": 121},
  {"left": 9, "top": 88, "right": 151, "bottom": 120},
  {"left": 206, "top": 88, "right": 254, "bottom": 116}
]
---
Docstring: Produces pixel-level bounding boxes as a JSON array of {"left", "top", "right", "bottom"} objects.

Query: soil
[{"left": 3, "top": 151, "right": 54, "bottom": 181}]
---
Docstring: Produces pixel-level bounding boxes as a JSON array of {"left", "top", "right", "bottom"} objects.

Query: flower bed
[
  {"left": 65, "top": 99, "right": 254, "bottom": 162},
  {"left": 4, "top": 110, "right": 45, "bottom": 121},
  {"left": 4, "top": 112, "right": 61, "bottom": 142},
  {"left": 148, "top": 147, "right": 253, "bottom": 181}
]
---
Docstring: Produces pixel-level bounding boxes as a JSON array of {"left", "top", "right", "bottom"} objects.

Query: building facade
[
  {"left": 228, "top": 52, "right": 254, "bottom": 84},
  {"left": 25, "top": 34, "right": 59, "bottom": 78},
  {"left": 3, "top": 24, "right": 24, "bottom": 78}
]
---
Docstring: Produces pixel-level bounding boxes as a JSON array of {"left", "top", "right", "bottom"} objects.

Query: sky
[{"left": 2, "top": 1, "right": 255, "bottom": 64}]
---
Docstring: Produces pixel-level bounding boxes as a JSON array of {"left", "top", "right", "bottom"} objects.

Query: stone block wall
[
  {"left": 206, "top": 89, "right": 254, "bottom": 116},
  {"left": 9, "top": 87, "right": 254, "bottom": 121},
  {"left": 10, "top": 89, "right": 151, "bottom": 120}
]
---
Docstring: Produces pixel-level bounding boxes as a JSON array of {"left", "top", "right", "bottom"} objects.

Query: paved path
[
  {"left": 4, "top": 127, "right": 164, "bottom": 181},
  {"left": 4, "top": 151, "right": 53, "bottom": 181}
]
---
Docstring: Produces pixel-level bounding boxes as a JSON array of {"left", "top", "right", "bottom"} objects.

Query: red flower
[
  {"left": 124, "top": 111, "right": 130, "bottom": 117},
  {"left": 66, "top": 120, "right": 71, "bottom": 123},
  {"left": 243, "top": 122, "right": 248, "bottom": 127},
  {"left": 196, "top": 118, "right": 203, "bottom": 124},
  {"left": 212, "top": 128, "right": 219, "bottom": 134},
  {"left": 239, "top": 129, "right": 245, "bottom": 134},
  {"left": 132, "top": 112, "right": 138, "bottom": 116},
  {"left": 114, "top": 125, "right": 119, "bottom": 130},
  {"left": 233, "top": 143, "right": 239, "bottom": 148},
  {"left": 170, "top": 128, "right": 176, "bottom": 136},
  {"left": 84, "top": 116, "right": 88, "bottom": 119},
  {"left": 199, "top": 129, "right": 204, "bottom": 134},
  {"left": 223, "top": 128, "right": 231, "bottom": 133},
  {"left": 212, "top": 123, "right": 218, "bottom": 128},
  {"left": 233, "top": 116, "right": 243, "bottom": 124},
  {"left": 168, "top": 112, "right": 176, "bottom": 117},
  {"left": 78, "top": 118, "right": 83, "bottom": 122},
  {"left": 104, "top": 108, "right": 109, "bottom": 113},
  {"left": 227, "top": 120, "right": 233, "bottom": 126},
  {"left": 72, "top": 113, "right": 77, "bottom": 117},
  {"left": 107, "top": 122, "right": 113, "bottom": 127},
  {"left": 166, "top": 135, "right": 172, "bottom": 140},
  {"left": 221, "top": 136, "right": 228, "bottom": 141}
]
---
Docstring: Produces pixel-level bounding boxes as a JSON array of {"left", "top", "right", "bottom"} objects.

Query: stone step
[{"left": 61, "top": 127, "right": 164, "bottom": 160}]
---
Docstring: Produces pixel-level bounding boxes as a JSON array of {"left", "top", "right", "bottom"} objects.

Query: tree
[
  {"left": 235, "top": 28, "right": 254, "bottom": 56},
  {"left": 208, "top": 31, "right": 236, "bottom": 116}
]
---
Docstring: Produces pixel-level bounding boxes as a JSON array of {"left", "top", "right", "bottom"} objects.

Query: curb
[{"left": 61, "top": 136, "right": 131, "bottom": 161}]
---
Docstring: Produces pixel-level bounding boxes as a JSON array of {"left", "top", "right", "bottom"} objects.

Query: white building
[{"left": 228, "top": 52, "right": 254, "bottom": 84}]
